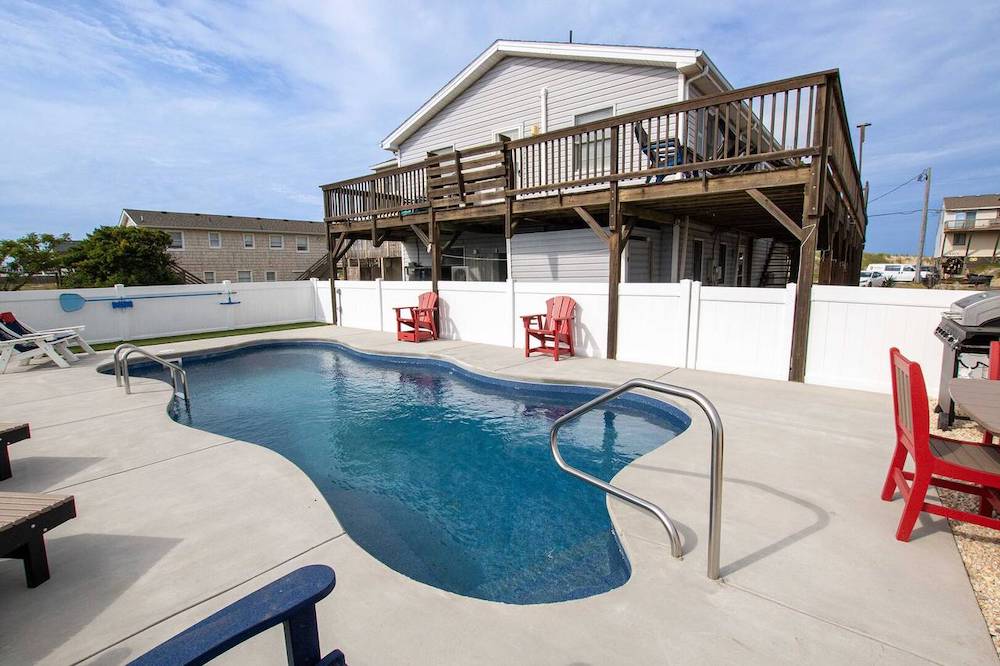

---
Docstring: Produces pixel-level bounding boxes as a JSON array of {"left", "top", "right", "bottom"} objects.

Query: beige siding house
[
  {"left": 935, "top": 195, "right": 1000, "bottom": 268},
  {"left": 378, "top": 40, "right": 761, "bottom": 286},
  {"left": 120, "top": 210, "right": 328, "bottom": 283}
]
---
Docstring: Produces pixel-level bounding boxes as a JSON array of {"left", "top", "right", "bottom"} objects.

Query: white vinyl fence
[
  {"left": 324, "top": 279, "right": 970, "bottom": 391},
  {"left": 0, "top": 280, "right": 324, "bottom": 344},
  {"left": 2, "top": 277, "right": 971, "bottom": 394}
]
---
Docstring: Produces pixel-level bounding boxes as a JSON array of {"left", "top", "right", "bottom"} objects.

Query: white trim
[
  {"left": 269, "top": 234, "right": 285, "bottom": 250},
  {"left": 243, "top": 233, "right": 255, "bottom": 249},
  {"left": 167, "top": 230, "right": 184, "bottom": 250},
  {"left": 203, "top": 271, "right": 216, "bottom": 283},
  {"left": 380, "top": 40, "right": 727, "bottom": 151},
  {"left": 237, "top": 270, "right": 253, "bottom": 283},
  {"left": 295, "top": 236, "right": 309, "bottom": 252},
  {"left": 208, "top": 231, "right": 222, "bottom": 249}
]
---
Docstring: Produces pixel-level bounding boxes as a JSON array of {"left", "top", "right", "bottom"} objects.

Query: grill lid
[{"left": 948, "top": 291, "right": 1000, "bottom": 326}]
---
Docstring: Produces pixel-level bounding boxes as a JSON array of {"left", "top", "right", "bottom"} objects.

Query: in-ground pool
[{"left": 128, "top": 342, "right": 688, "bottom": 604}]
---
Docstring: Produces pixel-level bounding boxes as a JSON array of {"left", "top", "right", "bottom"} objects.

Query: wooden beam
[
  {"left": 409, "top": 224, "right": 431, "bottom": 250},
  {"left": 622, "top": 205, "right": 675, "bottom": 226},
  {"left": 573, "top": 206, "right": 610, "bottom": 245},
  {"left": 332, "top": 238, "right": 357, "bottom": 264},
  {"left": 429, "top": 212, "right": 441, "bottom": 295},
  {"left": 788, "top": 198, "right": 821, "bottom": 382},
  {"left": 326, "top": 224, "right": 338, "bottom": 324},
  {"left": 747, "top": 188, "right": 804, "bottom": 241},
  {"left": 442, "top": 228, "right": 464, "bottom": 253},
  {"left": 606, "top": 125, "right": 622, "bottom": 360}
]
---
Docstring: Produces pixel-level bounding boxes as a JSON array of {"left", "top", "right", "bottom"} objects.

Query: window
[
  {"left": 269, "top": 234, "right": 284, "bottom": 249},
  {"left": 963, "top": 211, "right": 978, "bottom": 223},
  {"left": 953, "top": 233, "right": 967, "bottom": 246},
  {"left": 237, "top": 270, "right": 252, "bottom": 282},
  {"left": 295, "top": 236, "right": 309, "bottom": 252},
  {"left": 573, "top": 107, "right": 614, "bottom": 175},
  {"left": 208, "top": 231, "right": 221, "bottom": 249},
  {"left": 886, "top": 265, "right": 902, "bottom": 272},
  {"left": 168, "top": 231, "right": 184, "bottom": 249},
  {"left": 243, "top": 233, "right": 255, "bottom": 249},
  {"left": 265, "top": 271, "right": 277, "bottom": 282},
  {"left": 492, "top": 127, "right": 521, "bottom": 142},
  {"left": 203, "top": 271, "right": 216, "bottom": 283}
]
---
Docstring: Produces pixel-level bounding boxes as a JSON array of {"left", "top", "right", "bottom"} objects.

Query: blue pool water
[{"left": 128, "top": 342, "right": 688, "bottom": 604}]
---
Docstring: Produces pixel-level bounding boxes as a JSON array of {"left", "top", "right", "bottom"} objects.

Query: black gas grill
[{"left": 935, "top": 291, "right": 1000, "bottom": 427}]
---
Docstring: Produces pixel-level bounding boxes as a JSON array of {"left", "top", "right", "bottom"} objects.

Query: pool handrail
[
  {"left": 549, "top": 378, "right": 724, "bottom": 580},
  {"left": 113, "top": 343, "right": 190, "bottom": 403}
]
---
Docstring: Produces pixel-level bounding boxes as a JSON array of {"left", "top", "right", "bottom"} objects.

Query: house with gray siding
[
  {"left": 378, "top": 40, "right": 764, "bottom": 286},
  {"left": 120, "top": 210, "right": 401, "bottom": 282}
]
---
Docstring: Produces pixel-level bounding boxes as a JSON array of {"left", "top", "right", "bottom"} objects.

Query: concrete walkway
[{"left": 0, "top": 325, "right": 995, "bottom": 665}]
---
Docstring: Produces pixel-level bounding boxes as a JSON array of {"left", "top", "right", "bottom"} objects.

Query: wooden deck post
[
  {"left": 606, "top": 125, "right": 621, "bottom": 360},
  {"left": 789, "top": 78, "right": 832, "bottom": 382},
  {"left": 326, "top": 223, "right": 338, "bottom": 325},
  {"left": 429, "top": 214, "right": 440, "bottom": 293}
]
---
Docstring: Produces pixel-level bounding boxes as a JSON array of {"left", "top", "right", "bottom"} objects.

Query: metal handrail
[
  {"left": 112, "top": 343, "right": 190, "bottom": 402},
  {"left": 549, "top": 378, "right": 724, "bottom": 580}
]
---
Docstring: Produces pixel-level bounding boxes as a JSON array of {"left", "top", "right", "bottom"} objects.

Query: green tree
[
  {"left": 0, "top": 232, "right": 71, "bottom": 290},
  {"left": 63, "top": 226, "right": 182, "bottom": 287}
]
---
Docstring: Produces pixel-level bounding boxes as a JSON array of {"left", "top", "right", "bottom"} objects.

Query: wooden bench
[
  {"left": 1, "top": 492, "right": 76, "bottom": 587},
  {"left": 1, "top": 422, "right": 31, "bottom": 481}
]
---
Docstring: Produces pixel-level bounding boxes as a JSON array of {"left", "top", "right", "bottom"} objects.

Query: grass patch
[{"left": 83, "top": 321, "right": 328, "bottom": 352}]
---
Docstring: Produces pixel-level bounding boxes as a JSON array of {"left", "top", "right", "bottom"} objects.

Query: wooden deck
[{"left": 319, "top": 70, "right": 867, "bottom": 380}]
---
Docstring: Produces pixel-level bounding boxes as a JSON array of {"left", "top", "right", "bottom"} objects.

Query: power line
[
  {"left": 868, "top": 208, "right": 941, "bottom": 218},
  {"left": 867, "top": 173, "right": 921, "bottom": 204}
]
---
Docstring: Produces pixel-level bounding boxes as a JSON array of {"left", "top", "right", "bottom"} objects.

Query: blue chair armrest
[{"left": 130, "top": 565, "right": 341, "bottom": 666}]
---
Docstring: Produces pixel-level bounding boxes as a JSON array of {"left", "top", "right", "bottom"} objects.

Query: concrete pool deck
[{"left": 0, "top": 324, "right": 995, "bottom": 665}]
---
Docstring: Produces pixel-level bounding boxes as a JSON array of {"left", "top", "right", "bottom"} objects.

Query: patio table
[{"left": 949, "top": 378, "right": 1000, "bottom": 435}]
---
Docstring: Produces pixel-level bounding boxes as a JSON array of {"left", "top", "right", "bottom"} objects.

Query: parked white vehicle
[
  {"left": 865, "top": 263, "right": 918, "bottom": 282},
  {"left": 859, "top": 270, "right": 887, "bottom": 287}
]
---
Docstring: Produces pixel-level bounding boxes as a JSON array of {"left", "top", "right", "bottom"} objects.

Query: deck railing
[{"left": 321, "top": 70, "right": 865, "bottom": 231}]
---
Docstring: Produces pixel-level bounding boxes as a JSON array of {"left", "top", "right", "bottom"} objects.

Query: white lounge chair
[
  {"left": 0, "top": 334, "right": 75, "bottom": 373},
  {"left": 0, "top": 312, "right": 96, "bottom": 357}
]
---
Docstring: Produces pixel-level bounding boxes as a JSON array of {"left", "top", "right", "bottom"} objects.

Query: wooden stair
[{"left": 758, "top": 239, "right": 793, "bottom": 287}]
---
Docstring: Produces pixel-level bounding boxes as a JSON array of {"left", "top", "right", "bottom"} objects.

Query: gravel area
[{"left": 929, "top": 416, "right": 1000, "bottom": 655}]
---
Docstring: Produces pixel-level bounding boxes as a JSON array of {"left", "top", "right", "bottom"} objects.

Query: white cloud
[{"left": 0, "top": 0, "right": 997, "bottom": 252}]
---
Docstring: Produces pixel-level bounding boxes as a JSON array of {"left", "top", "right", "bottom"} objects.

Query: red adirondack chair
[
  {"left": 394, "top": 292, "right": 438, "bottom": 342},
  {"left": 881, "top": 347, "right": 1000, "bottom": 541},
  {"left": 521, "top": 296, "right": 577, "bottom": 361},
  {"left": 983, "top": 341, "right": 999, "bottom": 444}
]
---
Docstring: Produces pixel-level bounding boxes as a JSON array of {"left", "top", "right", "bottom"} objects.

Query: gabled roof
[
  {"left": 943, "top": 194, "right": 1000, "bottom": 210},
  {"left": 120, "top": 209, "right": 325, "bottom": 234},
  {"left": 380, "top": 39, "right": 728, "bottom": 151}
]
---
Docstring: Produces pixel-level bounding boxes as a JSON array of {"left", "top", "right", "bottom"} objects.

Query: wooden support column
[
  {"left": 429, "top": 212, "right": 441, "bottom": 294},
  {"left": 788, "top": 79, "right": 831, "bottom": 382},
  {"left": 606, "top": 125, "right": 622, "bottom": 360},
  {"left": 326, "top": 222, "right": 337, "bottom": 325}
]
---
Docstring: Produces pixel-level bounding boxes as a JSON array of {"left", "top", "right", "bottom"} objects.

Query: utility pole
[
  {"left": 915, "top": 167, "right": 932, "bottom": 286},
  {"left": 857, "top": 122, "right": 871, "bottom": 207}
]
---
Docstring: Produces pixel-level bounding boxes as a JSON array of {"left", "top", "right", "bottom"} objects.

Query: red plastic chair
[
  {"left": 881, "top": 347, "right": 1000, "bottom": 541},
  {"left": 521, "top": 296, "right": 577, "bottom": 361},
  {"left": 394, "top": 292, "right": 438, "bottom": 342},
  {"left": 983, "top": 341, "right": 999, "bottom": 444}
]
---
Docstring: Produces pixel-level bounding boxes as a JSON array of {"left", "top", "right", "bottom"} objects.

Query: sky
[{"left": 1, "top": 0, "right": 998, "bottom": 253}]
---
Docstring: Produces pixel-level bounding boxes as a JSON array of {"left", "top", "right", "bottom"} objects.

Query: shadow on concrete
[
  {"left": 629, "top": 464, "right": 829, "bottom": 577},
  {"left": 6, "top": 455, "right": 104, "bottom": 491},
  {"left": 0, "top": 532, "right": 181, "bottom": 664}
]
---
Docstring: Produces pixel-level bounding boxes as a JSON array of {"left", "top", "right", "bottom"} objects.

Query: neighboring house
[
  {"left": 120, "top": 209, "right": 402, "bottom": 282},
  {"left": 376, "top": 40, "right": 761, "bottom": 286},
  {"left": 934, "top": 194, "right": 1000, "bottom": 269}
]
